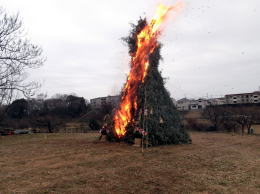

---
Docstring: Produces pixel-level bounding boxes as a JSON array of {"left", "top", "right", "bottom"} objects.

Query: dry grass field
[
  {"left": 252, "top": 125, "right": 260, "bottom": 135},
  {"left": 0, "top": 132, "right": 259, "bottom": 194}
]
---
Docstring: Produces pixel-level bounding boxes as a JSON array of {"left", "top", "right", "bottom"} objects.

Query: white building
[
  {"left": 176, "top": 98, "right": 208, "bottom": 111},
  {"left": 90, "top": 95, "right": 120, "bottom": 109},
  {"left": 208, "top": 97, "right": 226, "bottom": 106},
  {"left": 176, "top": 98, "right": 190, "bottom": 111},
  {"left": 176, "top": 90, "right": 260, "bottom": 111},
  {"left": 225, "top": 91, "right": 260, "bottom": 104},
  {"left": 196, "top": 98, "right": 209, "bottom": 109}
]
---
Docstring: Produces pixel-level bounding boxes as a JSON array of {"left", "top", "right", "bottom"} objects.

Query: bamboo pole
[{"left": 142, "top": 88, "right": 147, "bottom": 153}]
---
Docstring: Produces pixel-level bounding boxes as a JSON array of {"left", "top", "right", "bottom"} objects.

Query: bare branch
[{"left": 0, "top": 8, "right": 44, "bottom": 105}]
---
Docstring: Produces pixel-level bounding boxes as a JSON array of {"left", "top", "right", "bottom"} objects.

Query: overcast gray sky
[{"left": 1, "top": 0, "right": 260, "bottom": 100}]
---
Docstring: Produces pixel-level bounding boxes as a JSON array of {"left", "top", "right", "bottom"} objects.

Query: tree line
[
  {"left": 186, "top": 104, "right": 260, "bottom": 134},
  {"left": 0, "top": 93, "right": 115, "bottom": 132}
]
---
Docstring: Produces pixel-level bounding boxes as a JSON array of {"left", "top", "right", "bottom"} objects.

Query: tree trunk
[
  {"left": 247, "top": 123, "right": 252, "bottom": 134},
  {"left": 241, "top": 124, "right": 245, "bottom": 136},
  {"left": 48, "top": 121, "right": 53, "bottom": 133}
]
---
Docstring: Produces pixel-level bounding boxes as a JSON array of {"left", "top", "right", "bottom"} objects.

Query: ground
[
  {"left": 0, "top": 132, "right": 259, "bottom": 194},
  {"left": 252, "top": 124, "right": 260, "bottom": 134}
]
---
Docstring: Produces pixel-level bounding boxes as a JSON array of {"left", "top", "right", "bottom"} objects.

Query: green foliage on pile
[
  {"left": 110, "top": 18, "right": 191, "bottom": 146},
  {"left": 135, "top": 46, "right": 191, "bottom": 145}
]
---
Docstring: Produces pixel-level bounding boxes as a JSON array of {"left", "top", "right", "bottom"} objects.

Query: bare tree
[
  {"left": 0, "top": 8, "right": 44, "bottom": 105},
  {"left": 203, "top": 106, "right": 226, "bottom": 130},
  {"left": 204, "top": 104, "right": 259, "bottom": 135}
]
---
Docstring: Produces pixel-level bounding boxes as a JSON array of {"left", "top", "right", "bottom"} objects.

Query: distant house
[
  {"left": 225, "top": 91, "right": 260, "bottom": 104},
  {"left": 90, "top": 95, "right": 120, "bottom": 109},
  {"left": 177, "top": 98, "right": 208, "bottom": 111},
  {"left": 176, "top": 98, "right": 190, "bottom": 111},
  {"left": 196, "top": 98, "right": 208, "bottom": 109},
  {"left": 208, "top": 97, "right": 226, "bottom": 106},
  {"left": 176, "top": 90, "right": 260, "bottom": 111}
]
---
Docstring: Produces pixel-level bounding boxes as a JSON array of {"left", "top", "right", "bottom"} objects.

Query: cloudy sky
[{"left": 1, "top": 0, "right": 260, "bottom": 100}]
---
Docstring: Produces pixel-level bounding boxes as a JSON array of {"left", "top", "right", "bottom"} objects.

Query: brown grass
[
  {"left": 0, "top": 132, "right": 259, "bottom": 194},
  {"left": 252, "top": 125, "right": 260, "bottom": 135}
]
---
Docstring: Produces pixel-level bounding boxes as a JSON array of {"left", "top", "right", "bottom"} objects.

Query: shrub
[
  {"left": 186, "top": 118, "right": 215, "bottom": 131},
  {"left": 88, "top": 119, "right": 100, "bottom": 130}
]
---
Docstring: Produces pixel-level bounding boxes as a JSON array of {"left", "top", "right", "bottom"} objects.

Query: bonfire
[{"left": 106, "top": 3, "right": 191, "bottom": 146}]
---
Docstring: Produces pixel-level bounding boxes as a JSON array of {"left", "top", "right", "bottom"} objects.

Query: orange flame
[{"left": 113, "top": 3, "right": 183, "bottom": 138}]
